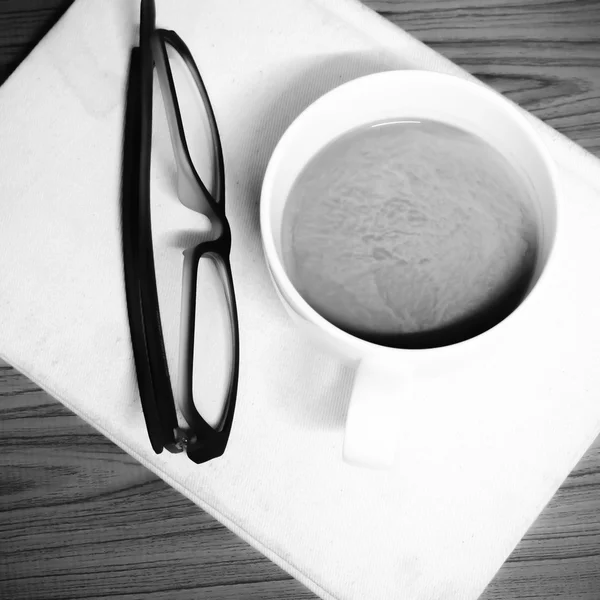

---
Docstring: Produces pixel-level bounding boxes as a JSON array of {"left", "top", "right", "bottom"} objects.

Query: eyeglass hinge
[{"left": 172, "top": 427, "right": 197, "bottom": 452}]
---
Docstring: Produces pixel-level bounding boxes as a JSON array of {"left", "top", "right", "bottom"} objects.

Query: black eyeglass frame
[{"left": 122, "top": 0, "right": 240, "bottom": 464}]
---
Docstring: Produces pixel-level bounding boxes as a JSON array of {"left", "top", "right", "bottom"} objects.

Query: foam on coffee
[{"left": 281, "top": 119, "right": 539, "bottom": 348}]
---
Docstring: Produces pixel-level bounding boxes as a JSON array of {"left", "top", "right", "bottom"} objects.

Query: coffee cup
[{"left": 260, "top": 70, "right": 557, "bottom": 467}]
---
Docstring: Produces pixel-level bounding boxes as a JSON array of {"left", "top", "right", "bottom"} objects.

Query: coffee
[{"left": 281, "top": 119, "right": 539, "bottom": 348}]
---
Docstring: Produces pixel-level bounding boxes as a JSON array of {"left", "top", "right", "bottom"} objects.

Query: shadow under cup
[{"left": 261, "top": 71, "right": 557, "bottom": 352}]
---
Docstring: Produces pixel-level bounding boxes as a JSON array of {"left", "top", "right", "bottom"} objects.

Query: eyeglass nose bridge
[{"left": 175, "top": 156, "right": 224, "bottom": 237}]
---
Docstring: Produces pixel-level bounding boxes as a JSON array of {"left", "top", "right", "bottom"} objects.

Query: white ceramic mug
[{"left": 260, "top": 70, "right": 557, "bottom": 468}]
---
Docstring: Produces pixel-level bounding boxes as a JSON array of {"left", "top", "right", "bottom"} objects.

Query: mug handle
[{"left": 343, "top": 357, "right": 409, "bottom": 468}]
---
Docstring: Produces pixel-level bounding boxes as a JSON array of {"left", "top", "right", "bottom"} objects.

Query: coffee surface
[{"left": 281, "top": 120, "right": 539, "bottom": 347}]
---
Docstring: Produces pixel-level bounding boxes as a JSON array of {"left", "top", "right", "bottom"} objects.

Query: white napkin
[{"left": 1, "top": 1, "right": 600, "bottom": 599}]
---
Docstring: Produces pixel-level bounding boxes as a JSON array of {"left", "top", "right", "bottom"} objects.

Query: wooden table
[{"left": 1, "top": 1, "right": 599, "bottom": 598}]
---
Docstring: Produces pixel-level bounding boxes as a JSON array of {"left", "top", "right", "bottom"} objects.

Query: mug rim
[{"left": 260, "top": 69, "right": 558, "bottom": 359}]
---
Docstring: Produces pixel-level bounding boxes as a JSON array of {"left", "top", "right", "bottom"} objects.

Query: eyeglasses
[{"left": 122, "top": 0, "right": 240, "bottom": 463}]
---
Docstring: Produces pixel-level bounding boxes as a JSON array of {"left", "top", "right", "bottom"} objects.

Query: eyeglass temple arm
[{"left": 124, "top": 41, "right": 184, "bottom": 453}]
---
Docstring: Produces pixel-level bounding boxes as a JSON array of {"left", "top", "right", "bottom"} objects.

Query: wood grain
[
  {"left": 372, "top": 0, "right": 600, "bottom": 156},
  {"left": 1, "top": 1, "right": 600, "bottom": 599}
]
